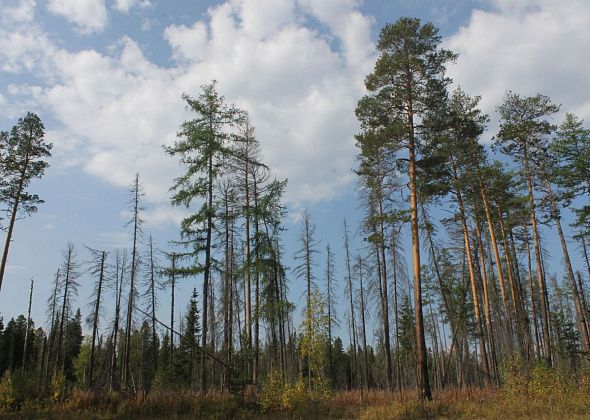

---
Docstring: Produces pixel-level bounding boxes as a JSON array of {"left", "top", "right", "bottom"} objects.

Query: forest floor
[{"left": 2, "top": 385, "right": 590, "bottom": 419}]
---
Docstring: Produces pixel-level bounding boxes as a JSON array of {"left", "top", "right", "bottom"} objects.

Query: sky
[{"left": 1, "top": 0, "right": 590, "bottom": 342}]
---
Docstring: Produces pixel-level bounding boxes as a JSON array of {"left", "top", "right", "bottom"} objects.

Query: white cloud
[
  {"left": 46, "top": 0, "right": 107, "bottom": 34},
  {"left": 4, "top": 0, "right": 589, "bottom": 228},
  {"left": 2, "top": 0, "right": 36, "bottom": 22},
  {"left": 113, "top": 0, "right": 151, "bottom": 13},
  {"left": 446, "top": 0, "right": 590, "bottom": 128},
  {"left": 2, "top": 0, "right": 374, "bottom": 226}
]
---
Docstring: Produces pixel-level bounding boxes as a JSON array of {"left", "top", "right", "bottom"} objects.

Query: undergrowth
[{"left": 0, "top": 363, "right": 589, "bottom": 418}]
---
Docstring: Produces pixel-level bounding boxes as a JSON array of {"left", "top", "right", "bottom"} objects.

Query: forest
[{"left": 0, "top": 17, "right": 590, "bottom": 419}]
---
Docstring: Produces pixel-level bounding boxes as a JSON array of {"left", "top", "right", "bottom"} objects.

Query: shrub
[
  {"left": 259, "top": 371, "right": 308, "bottom": 413},
  {"left": 0, "top": 372, "right": 15, "bottom": 413}
]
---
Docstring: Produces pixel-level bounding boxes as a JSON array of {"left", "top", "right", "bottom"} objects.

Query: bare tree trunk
[
  {"left": 124, "top": 174, "right": 141, "bottom": 388},
  {"left": 89, "top": 251, "right": 106, "bottom": 387},
  {"left": 358, "top": 258, "right": 369, "bottom": 390},
  {"left": 22, "top": 278, "right": 34, "bottom": 374},
  {"left": 343, "top": 220, "right": 359, "bottom": 388}
]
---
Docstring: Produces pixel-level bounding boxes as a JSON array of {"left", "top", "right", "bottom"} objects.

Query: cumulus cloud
[
  {"left": 46, "top": 0, "right": 107, "bottom": 34},
  {"left": 6, "top": 0, "right": 589, "bottom": 228},
  {"left": 3, "top": 0, "right": 375, "bottom": 225},
  {"left": 446, "top": 0, "right": 590, "bottom": 126}
]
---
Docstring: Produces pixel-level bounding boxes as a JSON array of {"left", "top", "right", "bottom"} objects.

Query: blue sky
[{"left": 1, "top": 0, "right": 589, "bottom": 344}]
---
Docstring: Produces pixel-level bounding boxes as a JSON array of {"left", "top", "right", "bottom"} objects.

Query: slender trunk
[
  {"left": 358, "top": 258, "right": 369, "bottom": 390},
  {"left": 89, "top": 251, "right": 106, "bottom": 387},
  {"left": 497, "top": 206, "right": 530, "bottom": 355},
  {"left": 390, "top": 229, "right": 402, "bottom": 392},
  {"left": 223, "top": 193, "right": 231, "bottom": 390},
  {"left": 124, "top": 174, "right": 140, "bottom": 388},
  {"left": 474, "top": 214, "right": 499, "bottom": 384},
  {"left": 111, "top": 254, "right": 124, "bottom": 390},
  {"left": 524, "top": 151, "right": 552, "bottom": 366},
  {"left": 148, "top": 237, "right": 157, "bottom": 372},
  {"left": 253, "top": 174, "right": 260, "bottom": 385},
  {"left": 479, "top": 181, "right": 513, "bottom": 344},
  {"left": 170, "top": 255, "right": 176, "bottom": 369},
  {"left": 376, "top": 187, "right": 393, "bottom": 389},
  {"left": 201, "top": 151, "right": 214, "bottom": 390},
  {"left": 343, "top": 220, "right": 358, "bottom": 388},
  {"left": 244, "top": 154, "right": 252, "bottom": 376},
  {"left": 57, "top": 250, "right": 73, "bottom": 373},
  {"left": 327, "top": 263, "right": 333, "bottom": 385},
  {"left": 408, "top": 102, "right": 431, "bottom": 399},
  {"left": 0, "top": 158, "right": 28, "bottom": 292},
  {"left": 305, "top": 218, "right": 312, "bottom": 391},
  {"left": 449, "top": 157, "right": 490, "bottom": 385},
  {"left": 46, "top": 271, "right": 59, "bottom": 383},
  {"left": 525, "top": 228, "right": 542, "bottom": 359},
  {"left": 22, "top": 278, "right": 34, "bottom": 374},
  {"left": 544, "top": 180, "right": 590, "bottom": 352}
]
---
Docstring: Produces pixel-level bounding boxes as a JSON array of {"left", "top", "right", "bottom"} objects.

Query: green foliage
[
  {"left": 0, "top": 112, "right": 52, "bottom": 215},
  {"left": 0, "top": 372, "right": 15, "bottom": 413},
  {"left": 73, "top": 340, "right": 91, "bottom": 387},
  {"left": 259, "top": 370, "right": 317, "bottom": 413},
  {"left": 299, "top": 287, "right": 330, "bottom": 390}
]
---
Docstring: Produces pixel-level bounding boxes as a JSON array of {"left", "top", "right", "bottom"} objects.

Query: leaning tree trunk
[
  {"left": 0, "top": 156, "right": 28, "bottom": 293},
  {"left": 544, "top": 179, "right": 590, "bottom": 353},
  {"left": 523, "top": 150, "right": 552, "bottom": 366},
  {"left": 449, "top": 157, "right": 490, "bottom": 385}
]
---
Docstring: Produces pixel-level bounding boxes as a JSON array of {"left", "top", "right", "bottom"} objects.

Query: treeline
[{"left": 0, "top": 16, "right": 589, "bottom": 407}]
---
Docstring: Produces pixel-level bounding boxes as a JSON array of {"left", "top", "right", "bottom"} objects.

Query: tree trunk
[
  {"left": 449, "top": 156, "right": 490, "bottom": 386},
  {"left": 22, "top": 278, "right": 34, "bottom": 374},
  {"left": 343, "top": 220, "right": 359, "bottom": 388},
  {"left": 0, "top": 158, "right": 28, "bottom": 292},
  {"left": 544, "top": 179, "right": 590, "bottom": 353},
  {"left": 523, "top": 151, "right": 552, "bottom": 366},
  {"left": 89, "top": 251, "right": 106, "bottom": 387},
  {"left": 408, "top": 103, "right": 431, "bottom": 400},
  {"left": 358, "top": 258, "right": 370, "bottom": 390}
]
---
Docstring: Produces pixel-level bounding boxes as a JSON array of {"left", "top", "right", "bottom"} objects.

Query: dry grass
[{"left": 2, "top": 366, "right": 590, "bottom": 419}]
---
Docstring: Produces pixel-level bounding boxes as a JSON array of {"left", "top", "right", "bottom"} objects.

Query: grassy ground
[
  {"left": 2, "top": 365, "right": 590, "bottom": 418},
  {"left": 1, "top": 386, "right": 590, "bottom": 419}
]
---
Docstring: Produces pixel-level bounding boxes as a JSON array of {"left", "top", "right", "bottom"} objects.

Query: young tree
[
  {"left": 0, "top": 112, "right": 52, "bottom": 292},
  {"left": 356, "top": 17, "right": 456, "bottom": 399},
  {"left": 165, "top": 82, "right": 243, "bottom": 390}
]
